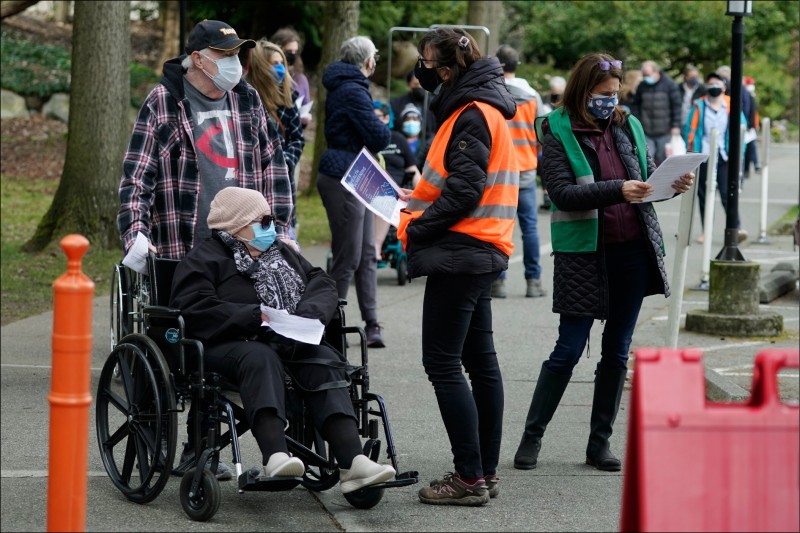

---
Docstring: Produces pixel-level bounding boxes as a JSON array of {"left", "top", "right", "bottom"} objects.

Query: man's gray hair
[
  {"left": 549, "top": 76, "right": 566, "bottom": 90},
  {"left": 340, "top": 36, "right": 377, "bottom": 66},
  {"left": 181, "top": 48, "right": 211, "bottom": 70}
]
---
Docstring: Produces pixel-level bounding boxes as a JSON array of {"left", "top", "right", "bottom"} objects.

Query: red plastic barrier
[{"left": 621, "top": 348, "right": 799, "bottom": 533}]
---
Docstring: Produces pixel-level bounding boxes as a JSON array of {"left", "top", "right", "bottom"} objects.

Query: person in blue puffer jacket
[{"left": 317, "top": 36, "right": 392, "bottom": 347}]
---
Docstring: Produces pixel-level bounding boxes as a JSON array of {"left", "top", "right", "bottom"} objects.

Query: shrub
[
  {"left": 1, "top": 30, "right": 159, "bottom": 108},
  {"left": 0, "top": 30, "right": 71, "bottom": 97}
]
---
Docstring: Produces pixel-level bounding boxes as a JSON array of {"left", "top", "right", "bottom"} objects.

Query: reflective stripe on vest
[
  {"left": 507, "top": 98, "right": 538, "bottom": 170},
  {"left": 398, "top": 101, "right": 519, "bottom": 256}
]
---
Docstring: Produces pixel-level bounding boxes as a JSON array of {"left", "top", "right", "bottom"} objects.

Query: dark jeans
[
  {"left": 545, "top": 241, "right": 651, "bottom": 375},
  {"left": 697, "top": 159, "right": 740, "bottom": 229},
  {"left": 498, "top": 182, "right": 542, "bottom": 282},
  {"left": 421, "top": 272, "right": 504, "bottom": 479}
]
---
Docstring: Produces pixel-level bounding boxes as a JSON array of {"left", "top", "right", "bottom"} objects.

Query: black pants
[
  {"left": 187, "top": 339, "right": 356, "bottom": 446},
  {"left": 697, "top": 159, "right": 740, "bottom": 229},
  {"left": 421, "top": 272, "right": 504, "bottom": 479}
]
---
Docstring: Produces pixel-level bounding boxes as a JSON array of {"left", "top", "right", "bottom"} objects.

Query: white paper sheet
[
  {"left": 121, "top": 231, "right": 149, "bottom": 274},
  {"left": 637, "top": 153, "right": 709, "bottom": 203},
  {"left": 260, "top": 305, "right": 325, "bottom": 345},
  {"left": 295, "top": 95, "right": 313, "bottom": 118},
  {"left": 340, "top": 147, "right": 408, "bottom": 226}
]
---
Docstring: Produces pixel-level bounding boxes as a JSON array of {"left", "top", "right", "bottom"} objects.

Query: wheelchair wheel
[
  {"left": 96, "top": 334, "right": 177, "bottom": 504},
  {"left": 344, "top": 487, "right": 385, "bottom": 509},
  {"left": 396, "top": 256, "right": 408, "bottom": 286},
  {"left": 180, "top": 468, "right": 221, "bottom": 522},
  {"left": 110, "top": 264, "right": 134, "bottom": 351}
]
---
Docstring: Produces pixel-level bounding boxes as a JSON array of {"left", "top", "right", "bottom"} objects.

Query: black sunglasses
[
  {"left": 257, "top": 214, "right": 274, "bottom": 229},
  {"left": 598, "top": 60, "right": 623, "bottom": 71}
]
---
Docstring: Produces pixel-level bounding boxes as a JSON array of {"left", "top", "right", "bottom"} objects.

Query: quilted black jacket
[{"left": 539, "top": 116, "right": 670, "bottom": 319}]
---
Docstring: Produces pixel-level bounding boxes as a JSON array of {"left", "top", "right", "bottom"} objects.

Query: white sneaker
[
  {"left": 263, "top": 452, "right": 305, "bottom": 478},
  {"left": 339, "top": 454, "right": 396, "bottom": 494}
]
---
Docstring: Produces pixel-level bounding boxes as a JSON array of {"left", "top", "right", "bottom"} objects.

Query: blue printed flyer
[{"left": 341, "top": 147, "right": 408, "bottom": 227}]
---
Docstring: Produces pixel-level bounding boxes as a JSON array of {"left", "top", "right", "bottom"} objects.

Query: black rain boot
[
  {"left": 514, "top": 362, "right": 572, "bottom": 470},
  {"left": 585, "top": 364, "right": 627, "bottom": 472}
]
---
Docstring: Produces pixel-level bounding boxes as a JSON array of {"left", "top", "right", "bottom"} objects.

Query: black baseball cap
[{"left": 185, "top": 20, "right": 255, "bottom": 55}]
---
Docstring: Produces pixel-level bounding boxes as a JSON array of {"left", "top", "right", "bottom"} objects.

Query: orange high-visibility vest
[
  {"left": 398, "top": 101, "right": 519, "bottom": 256},
  {"left": 508, "top": 98, "right": 538, "bottom": 170}
]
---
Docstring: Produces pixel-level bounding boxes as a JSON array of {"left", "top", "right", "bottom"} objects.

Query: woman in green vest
[{"left": 513, "top": 52, "right": 694, "bottom": 473}]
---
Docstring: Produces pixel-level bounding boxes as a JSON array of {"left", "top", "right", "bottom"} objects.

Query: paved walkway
[{"left": 1, "top": 144, "right": 797, "bottom": 531}]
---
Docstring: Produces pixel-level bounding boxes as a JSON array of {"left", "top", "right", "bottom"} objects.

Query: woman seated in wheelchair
[{"left": 170, "top": 186, "right": 396, "bottom": 494}]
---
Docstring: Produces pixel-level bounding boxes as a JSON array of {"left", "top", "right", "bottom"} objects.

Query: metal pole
[
  {"left": 693, "top": 130, "right": 718, "bottom": 291},
  {"left": 756, "top": 117, "right": 771, "bottom": 243},
  {"left": 716, "top": 14, "right": 746, "bottom": 261},
  {"left": 667, "top": 170, "right": 698, "bottom": 346}
]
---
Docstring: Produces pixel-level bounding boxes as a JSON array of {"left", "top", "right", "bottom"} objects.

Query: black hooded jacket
[{"left": 404, "top": 57, "right": 517, "bottom": 278}]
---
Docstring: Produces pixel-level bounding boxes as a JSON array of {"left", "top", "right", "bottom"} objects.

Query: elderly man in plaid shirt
[{"left": 118, "top": 19, "right": 294, "bottom": 260}]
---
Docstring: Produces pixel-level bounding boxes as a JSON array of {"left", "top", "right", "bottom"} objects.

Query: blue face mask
[
  {"left": 643, "top": 75, "right": 657, "bottom": 85},
  {"left": 243, "top": 222, "right": 276, "bottom": 252},
  {"left": 402, "top": 120, "right": 421, "bottom": 137},
  {"left": 587, "top": 93, "right": 618, "bottom": 120},
  {"left": 272, "top": 63, "right": 286, "bottom": 84}
]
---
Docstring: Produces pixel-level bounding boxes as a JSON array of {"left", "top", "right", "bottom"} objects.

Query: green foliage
[
  {"left": 296, "top": 192, "right": 331, "bottom": 248},
  {"left": 1, "top": 30, "right": 160, "bottom": 108},
  {"left": 129, "top": 62, "right": 159, "bottom": 108},
  {"left": 502, "top": 0, "right": 799, "bottom": 127},
  {"left": 359, "top": 1, "right": 467, "bottom": 54},
  {"left": 0, "top": 30, "right": 71, "bottom": 97}
]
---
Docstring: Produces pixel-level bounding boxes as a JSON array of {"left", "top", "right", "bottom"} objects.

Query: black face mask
[
  {"left": 414, "top": 62, "right": 443, "bottom": 93},
  {"left": 411, "top": 87, "right": 426, "bottom": 103},
  {"left": 285, "top": 52, "right": 297, "bottom": 66},
  {"left": 707, "top": 86, "right": 723, "bottom": 97},
  {"left": 550, "top": 93, "right": 562, "bottom": 104}
]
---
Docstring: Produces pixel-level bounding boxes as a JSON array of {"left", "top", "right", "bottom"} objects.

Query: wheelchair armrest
[{"left": 143, "top": 305, "right": 182, "bottom": 318}]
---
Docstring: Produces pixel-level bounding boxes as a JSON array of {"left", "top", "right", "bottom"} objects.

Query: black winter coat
[
  {"left": 170, "top": 234, "right": 338, "bottom": 345},
  {"left": 404, "top": 57, "right": 517, "bottom": 278},
  {"left": 318, "top": 61, "right": 391, "bottom": 177},
  {"left": 539, "top": 116, "right": 670, "bottom": 319},
  {"left": 631, "top": 73, "right": 681, "bottom": 137}
]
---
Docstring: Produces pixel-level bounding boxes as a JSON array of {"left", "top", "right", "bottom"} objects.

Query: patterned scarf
[{"left": 218, "top": 231, "right": 305, "bottom": 314}]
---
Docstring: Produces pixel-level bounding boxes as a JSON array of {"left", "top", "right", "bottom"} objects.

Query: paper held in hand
[
  {"left": 261, "top": 305, "right": 325, "bottom": 345},
  {"left": 637, "top": 152, "right": 709, "bottom": 203},
  {"left": 340, "top": 147, "right": 408, "bottom": 227}
]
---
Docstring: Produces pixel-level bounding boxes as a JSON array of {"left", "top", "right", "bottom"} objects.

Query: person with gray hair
[
  {"left": 631, "top": 60, "right": 682, "bottom": 165},
  {"left": 317, "top": 35, "right": 393, "bottom": 348}
]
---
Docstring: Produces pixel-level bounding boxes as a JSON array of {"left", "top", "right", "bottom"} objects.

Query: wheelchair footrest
[
  {"left": 371, "top": 471, "right": 419, "bottom": 490},
  {"left": 238, "top": 467, "right": 302, "bottom": 492}
]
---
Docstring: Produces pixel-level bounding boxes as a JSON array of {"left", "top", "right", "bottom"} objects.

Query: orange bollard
[{"left": 47, "top": 235, "right": 95, "bottom": 532}]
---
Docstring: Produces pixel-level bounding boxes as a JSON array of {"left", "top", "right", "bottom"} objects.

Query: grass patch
[
  {"left": 296, "top": 192, "right": 331, "bottom": 248},
  {"left": 768, "top": 204, "right": 799, "bottom": 236},
  {"left": 1, "top": 173, "right": 121, "bottom": 326}
]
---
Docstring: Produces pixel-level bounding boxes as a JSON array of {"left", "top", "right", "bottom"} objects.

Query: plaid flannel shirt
[{"left": 118, "top": 64, "right": 292, "bottom": 260}]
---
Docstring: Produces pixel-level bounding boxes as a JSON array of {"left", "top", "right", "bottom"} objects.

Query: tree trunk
[
  {"left": 306, "top": 0, "right": 359, "bottom": 196},
  {"left": 156, "top": 0, "right": 180, "bottom": 75},
  {"left": 23, "top": 0, "right": 130, "bottom": 252},
  {"left": 1, "top": 0, "right": 38, "bottom": 19},
  {"left": 467, "top": 0, "right": 502, "bottom": 56},
  {"left": 53, "top": 0, "right": 69, "bottom": 23}
]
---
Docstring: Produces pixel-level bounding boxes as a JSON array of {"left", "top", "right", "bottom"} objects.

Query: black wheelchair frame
[{"left": 96, "top": 254, "right": 417, "bottom": 521}]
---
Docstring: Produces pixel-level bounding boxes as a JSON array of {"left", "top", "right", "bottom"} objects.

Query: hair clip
[{"left": 457, "top": 36, "right": 470, "bottom": 49}]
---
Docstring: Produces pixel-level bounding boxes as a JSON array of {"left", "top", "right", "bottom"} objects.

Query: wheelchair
[{"left": 97, "top": 254, "right": 417, "bottom": 521}]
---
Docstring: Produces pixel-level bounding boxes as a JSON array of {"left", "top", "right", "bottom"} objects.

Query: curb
[{"left": 704, "top": 367, "right": 751, "bottom": 403}]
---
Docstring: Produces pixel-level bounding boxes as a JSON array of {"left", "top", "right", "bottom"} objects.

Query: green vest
[{"left": 536, "top": 109, "right": 648, "bottom": 252}]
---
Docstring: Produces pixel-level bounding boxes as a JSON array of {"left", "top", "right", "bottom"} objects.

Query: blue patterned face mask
[{"left": 587, "top": 93, "right": 618, "bottom": 119}]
